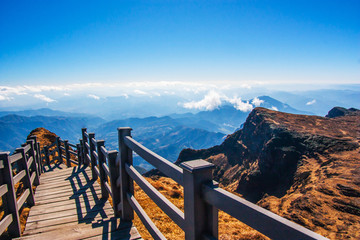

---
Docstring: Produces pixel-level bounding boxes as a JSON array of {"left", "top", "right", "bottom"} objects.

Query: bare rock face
[
  {"left": 177, "top": 107, "right": 360, "bottom": 239},
  {"left": 325, "top": 106, "right": 360, "bottom": 118}
]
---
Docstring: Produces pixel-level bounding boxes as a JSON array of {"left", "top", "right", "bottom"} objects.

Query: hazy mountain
[
  {"left": 0, "top": 108, "right": 102, "bottom": 119},
  {"left": 273, "top": 89, "right": 360, "bottom": 116},
  {"left": 0, "top": 114, "right": 104, "bottom": 152},
  {"left": 172, "top": 96, "right": 310, "bottom": 134},
  {"left": 95, "top": 116, "right": 226, "bottom": 170}
]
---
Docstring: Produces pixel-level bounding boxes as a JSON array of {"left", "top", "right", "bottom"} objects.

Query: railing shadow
[
  {"left": 42, "top": 161, "right": 65, "bottom": 172},
  {"left": 65, "top": 165, "right": 133, "bottom": 239}
]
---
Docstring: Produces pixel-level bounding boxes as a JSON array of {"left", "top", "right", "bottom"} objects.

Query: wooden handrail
[
  {"left": 0, "top": 135, "right": 41, "bottom": 238},
  {"left": 124, "top": 136, "right": 184, "bottom": 185},
  {"left": 1, "top": 127, "right": 329, "bottom": 240}
]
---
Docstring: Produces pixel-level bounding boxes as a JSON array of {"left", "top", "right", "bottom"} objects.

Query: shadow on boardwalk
[{"left": 18, "top": 164, "right": 141, "bottom": 240}]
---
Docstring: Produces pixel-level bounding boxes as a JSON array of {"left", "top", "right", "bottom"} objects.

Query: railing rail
[
  {"left": 0, "top": 136, "right": 41, "bottom": 238},
  {"left": 1, "top": 127, "right": 329, "bottom": 240}
]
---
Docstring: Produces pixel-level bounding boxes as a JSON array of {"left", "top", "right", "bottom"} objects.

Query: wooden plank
[
  {"left": 39, "top": 170, "right": 88, "bottom": 181},
  {"left": 13, "top": 170, "right": 26, "bottom": 185},
  {"left": 19, "top": 225, "right": 140, "bottom": 240},
  {"left": 24, "top": 216, "right": 121, "bottom": 235},
  {"left": 32, "top": 195, "right": 105, "bottom": 209},
  {"left": 35, "top": 178, "right": 96, "bottom": 191},
  {"left": 9, "top": 152, "right": 22, "bottom": 164},
  {"left": 40, "top": 167, "right": 90, "bottom": 177},
  {"left": 35, "top": 184, "right": 101, "bottom": 198},
  {"left": 17, "top": 188, "right": 30, "bottom": 209},
  {"left": 40, "top": 169, "right": 91, "bottom": 180},
  {"left": 35, "top": 193, "right": 96, "bottom": 205},
  {"left": 25, "top": 209, "right": 116, "bottom": 231},
  {"left": 29, "top": 197, "right": 111, "bottom": 216},
  {"left": 0, "top": 184, "right": 8, "bottom": 198},
  {"left": 85, "top": 226, "right": 142, "bottom": 240},
  {"left": 0, "top": 214, "right": 13, "bottom": 235},
  {"left": 35, "top": 187, "right": 102, "bottom": 201},
  {"left": 26, "top": 205, "right": 113, "bottom": 223},
  {"left": 20, "top": 164, "right": 142, "bottom": 240}
]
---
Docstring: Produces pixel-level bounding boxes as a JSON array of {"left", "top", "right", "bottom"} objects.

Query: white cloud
[
  {"left": 0, "top": 95, "right": 13, "bottom": 101},
  {"left": 63, "top": 93, "right": 70, "bottom": 96},
  {"left": 251, "top": 97, "right": 264, "bottom": 107},
  {"left": 133, "top": 89, "right": 147, "bottom": 95},
  {"left": 227, "top": 97, "right": 254, "bottom": 112},
  {"left": 271, "top": 106, "right": 278, "bottom": 111},
  {"left": 34, "top": 94, "right": 56, "bottom": 103},
  {"left": 183, "top": 91, "right": 255, "bottom": 112},
  {"left": 183, "top": 91, "right": 222, "bottom": 111},
  {"left": 88, "top": 94, "right": 100, "bottom": 100},
  {"left": 306, "top": 99, "right": 316, "bottom": 105}
]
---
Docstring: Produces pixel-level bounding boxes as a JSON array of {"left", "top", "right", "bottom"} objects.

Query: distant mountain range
[
  {"left": 0, "top": 95, "right": 315, "bottom": 169},
  {"left": 171, "top": 95, "right": 311, "bottom": 133},
  {"left": 0, "top": 114, "right": 104, "bottom": 152}
]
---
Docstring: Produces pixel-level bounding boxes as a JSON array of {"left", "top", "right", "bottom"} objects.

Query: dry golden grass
[{"left": 131, "top": 176, "right": 269, "bottom": 240}]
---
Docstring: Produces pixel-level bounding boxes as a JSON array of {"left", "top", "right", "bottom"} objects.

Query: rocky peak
[{"left": 177, "top": 107, "right": 360, "bottom": 239}]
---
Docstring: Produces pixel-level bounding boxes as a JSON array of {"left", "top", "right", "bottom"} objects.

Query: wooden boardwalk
[{"left": 16, "top": 164, "right": 142, "bottom": 240}]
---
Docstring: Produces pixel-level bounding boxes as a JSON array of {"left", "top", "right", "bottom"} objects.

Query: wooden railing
[
  {"left": 0, "top": 136, "right": 41, "bottom": 237},
  {"left": 1, "top": 127, "right": 329, "bottom": 240},
  {"left": 41, "top": 136, "right": 82, "bottom": 168},
  {"left": 79, "top": 127, "right": 328, "bottom": 240}
]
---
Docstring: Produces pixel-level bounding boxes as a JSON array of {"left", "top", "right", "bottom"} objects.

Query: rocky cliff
[{"left": 177, "top": 107, "right": 360, "bottom": 239}]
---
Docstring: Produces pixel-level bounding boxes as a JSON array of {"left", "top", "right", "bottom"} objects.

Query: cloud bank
[
  {"left": 182, "top": 91, "right": 263, "bottom": 112},
  {"left": 34, "top": 94, "right": 56, "bottom": 103}
]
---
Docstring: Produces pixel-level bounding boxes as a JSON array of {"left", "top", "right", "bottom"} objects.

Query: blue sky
[{"left": 0, "top": 0, "right": 359, "bottom": 88}]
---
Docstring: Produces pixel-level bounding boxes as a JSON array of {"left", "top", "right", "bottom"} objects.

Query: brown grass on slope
[{"left": 132, "top": 176, "right": 269, "bottom": 240}]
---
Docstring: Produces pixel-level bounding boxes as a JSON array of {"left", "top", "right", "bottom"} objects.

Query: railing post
[
  {"left": 55, "top": 137, "right": 63, "bottom": 164},
  {"left": 44, "top": 146, "right": 50, "bottom": 167},
  {"left": 26, "top": 139, "right": 40, "bottom": 186},
  {"left": 64, "top": 140, "right": 71, "bottom": 168},
  {"left": 77, "top": 143, "right": 82, "bottom": 167},
  {"left": 28, "top": 135, "right": 41, "bottom": 176},
  {"left": 82, "top": 128, "right": 89, "bottom": 166},
  {"left": 180, "top": 159, "right": 218, "bottom": 240},
  {"left": 89, "top": 133, "right": 97, "bottom": 180},
  {"left": 96, "top": 140, "right": 109, "bottom": 200},
  {"left": 118, "top": 127, "right": 134, "bottom": 222},
  {"left": 16, "top": 147, "right": 35, "bottom": 207},
  {"left": 37, "top": 142, "right": 43, "bottom": 173},
  {"left": 0, "top": 152, "right": 21, "bottom": 237},
  {"left": 108, "top": 150, "right": 121, "bottom": 217}
]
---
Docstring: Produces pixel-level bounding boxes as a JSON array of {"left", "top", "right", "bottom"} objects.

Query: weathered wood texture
[{"left": 16, "top": 164, "right": 142, "bottom": 240}]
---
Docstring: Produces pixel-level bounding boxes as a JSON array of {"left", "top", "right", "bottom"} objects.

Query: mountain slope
[
  {"left": 0, "top": 114, "right": 103, "bottom": 152},
  {"left": 177, "top": 107, "right": 360, "bottom": 239}
]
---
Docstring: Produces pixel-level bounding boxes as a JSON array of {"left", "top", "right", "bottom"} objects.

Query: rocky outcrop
[
  {"left": 177, "top": 107, "right": 360, "bottom": 239},
  {"left": 325, "top": 106, "right": 359, "bottom": 118}
]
